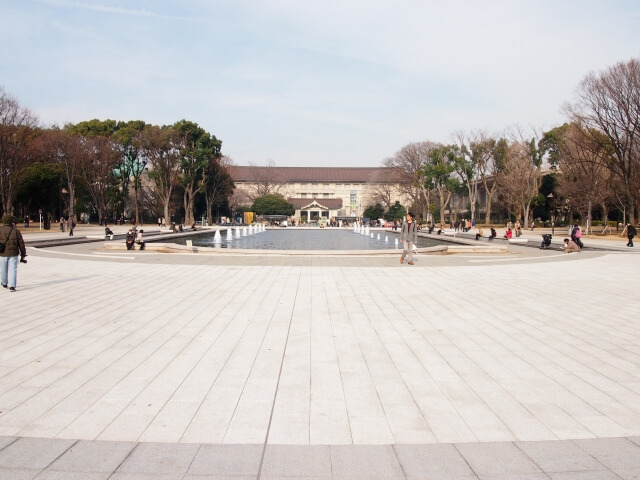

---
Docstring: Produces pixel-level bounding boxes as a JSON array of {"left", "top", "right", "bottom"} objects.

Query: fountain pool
[{"left": 166, "top": 228, "right": 450, "bottom": 250}]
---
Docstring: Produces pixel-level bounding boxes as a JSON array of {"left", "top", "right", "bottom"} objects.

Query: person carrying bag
[
  {"left": 400, "top": 212, "right": 418, "bottom": 265},
  {"left": 0, "top": 215, "right": 27, "bottom": 292}
]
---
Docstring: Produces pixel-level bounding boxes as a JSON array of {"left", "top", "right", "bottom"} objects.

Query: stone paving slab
[
  {"left": 0, "top": 437, "right": 639, "bottom": 478},
  {"left": 0, "top": 245, "right": 639, "bottom": 478}
]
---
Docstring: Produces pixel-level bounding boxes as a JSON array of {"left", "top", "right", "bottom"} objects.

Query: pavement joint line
[
  {"left": 257, "top": 268, "right": 301, "bottom": 479},
  {"left": 178, "top": 265, "right": 263, "bottom": 443}
]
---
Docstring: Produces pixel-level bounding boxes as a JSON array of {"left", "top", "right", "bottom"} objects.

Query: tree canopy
[
  {"left": 251, "top": 194, "right": 295, "bottom": 216},
  {"left": 384, "top": 201, "right": 406, "bottom": 220},
  {"left": 362, "top": 203, "right": 385, "bottom": 220}
]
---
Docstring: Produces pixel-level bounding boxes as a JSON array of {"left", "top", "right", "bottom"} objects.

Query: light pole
[{"left": 547, "top": 193, "right": 555, "bottom": 235}]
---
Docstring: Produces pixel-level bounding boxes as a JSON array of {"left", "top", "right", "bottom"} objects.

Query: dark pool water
[{"left": 169, "top": 228, "right": 449, "bottom": 250}]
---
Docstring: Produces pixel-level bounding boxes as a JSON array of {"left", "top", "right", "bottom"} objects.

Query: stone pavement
[{"left": 0, "top": 228, "right": 639, "bottom": 479}]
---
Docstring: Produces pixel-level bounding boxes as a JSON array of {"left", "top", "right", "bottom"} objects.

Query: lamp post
[{"left": 547, "top": 193, "right": 555, "bottom": 235}]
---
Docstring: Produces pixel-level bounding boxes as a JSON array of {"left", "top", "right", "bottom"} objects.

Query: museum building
[{"left": 228, "top": 166, "right": 406, "bottom": 223}]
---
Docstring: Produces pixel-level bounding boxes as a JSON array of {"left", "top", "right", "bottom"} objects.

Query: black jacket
[{"left": 0, "top": 225, "right": 27, "bottom": 257}]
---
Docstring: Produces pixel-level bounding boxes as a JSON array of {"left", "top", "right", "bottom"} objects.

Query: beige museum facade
[{"left": 228, "top": 166, "right": 408, "bottom": 223}]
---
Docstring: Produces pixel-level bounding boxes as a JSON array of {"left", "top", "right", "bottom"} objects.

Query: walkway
[{"left": 0, "top": 225, "right": 639, "bottom": 478}]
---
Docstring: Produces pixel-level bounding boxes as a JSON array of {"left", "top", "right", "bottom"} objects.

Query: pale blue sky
[{"left": 2, "top": 0, "right": 639, "bottom": 166}]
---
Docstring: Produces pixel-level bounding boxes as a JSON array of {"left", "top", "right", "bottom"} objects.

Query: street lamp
[
  {"left": 547, "top": 193, "right": 555, "bottom": 235},
  {"left": 60, "top": 188, "right": 68, "bottom": 218}
]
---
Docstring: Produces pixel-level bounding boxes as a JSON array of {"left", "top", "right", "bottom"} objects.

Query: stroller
[{"left": 540, "top": 234, "right": 552, "bottom": 249}]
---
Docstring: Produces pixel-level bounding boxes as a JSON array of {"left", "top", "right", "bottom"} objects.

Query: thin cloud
[{"left": 33, "top": 0, "right": 192, "bottom": 20}]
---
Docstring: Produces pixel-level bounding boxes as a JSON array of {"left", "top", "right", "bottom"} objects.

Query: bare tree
[
  {"left": 245, "top": 159, "right": 283, "bottom": 201},
  {"left": 203, "top": 155, "right": 234, "bottom": 224},
  {"left": 80, "top": 135, "right": 119, "bottom": 223},
  {"left": 38, "top": 128, "right": 87, "bottom": 221},
  {"left": 228, "top": 188, "right": 251, "bottom": 214},
  {"left": 566, "top": 57, "right": 640, "bottom": 223},
  {"left": 552, "top": 122, "right": 613, "bottom": 233},
  {"left": 137, "top": 124, "right": 181, "bottom": 224},
  {"left": 0, "top": 86, "right": 39, "bottom": 215},
  {"left": 369, "top": 169, "right": 398, "bottom": 210},
  {"left": 496, "top": 134, "right": 541, "bottom": 223},
  {"left": 473, "top": 134, "right": 507, "bottom": 224},
  {"left": 384, "top": 142, "right": 438, "bottom": 221}
]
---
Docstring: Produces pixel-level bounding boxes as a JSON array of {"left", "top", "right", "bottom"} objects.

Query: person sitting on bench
[{"left": 136, "top": 229, "right": 145, "bottom": 250}]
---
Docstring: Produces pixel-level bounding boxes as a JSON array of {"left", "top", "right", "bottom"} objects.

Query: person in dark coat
[
  {"left": 626, "top": 223, "right": 637, "bottom": 247},
  {"left": 0, "top": 214, "right": 27, "bottom": 292},
  {"left": 125, "top": 229, "right": 135, "bottom": 250}
]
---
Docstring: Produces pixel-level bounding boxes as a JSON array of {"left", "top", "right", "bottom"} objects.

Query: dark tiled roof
[
  {"left": 288, "top": 197, "right": 343, "bottom": 209},
  {"left": 229, "top": 166, "right": 390, "bottom": 182}
]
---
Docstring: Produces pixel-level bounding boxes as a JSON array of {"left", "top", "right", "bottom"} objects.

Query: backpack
[
  {"left": 0, "top": 227, "right": 14, "bottom": 253},
  {"left": 575, "top": 228, "right": 582, "bottom": 238}
]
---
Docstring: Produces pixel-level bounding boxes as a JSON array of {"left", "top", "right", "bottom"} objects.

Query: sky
[{"left": 1, "top": 0, "right": 639, "bottom": 167}]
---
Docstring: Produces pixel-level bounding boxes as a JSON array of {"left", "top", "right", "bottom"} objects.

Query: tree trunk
[
  {"left": 68, "top": 186, "right": 74, "bottom": 219},
  {"left": 206, "top": 196, "right": 213, "bottom": 225},
  {"left": 183, "top": 191, "right": 189, "bottom": 225},
  {"left": 470, "top": 179, "right": 478, "bottom": 221},
  {"left": 183, "top": 183, "right": 195, "bottom": 225},
  {"left": 452, "top": 194, "right": 460, "bottom": 221},
  {"left": 484, "top": 190, "right": 495, "bottom": 224},
  {"left": 601, "top": 202, "right": 609, "bottom": 232},
  {"left": 438, "top": 190, "right": 451, "bottom": 226},
  {"left": 134, "top": 184, "right": 140, "bottom": 224}
]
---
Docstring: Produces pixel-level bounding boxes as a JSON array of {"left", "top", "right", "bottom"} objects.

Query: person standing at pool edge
[{"left": 400, "top": 212, "right": 417, "bottom": 265}]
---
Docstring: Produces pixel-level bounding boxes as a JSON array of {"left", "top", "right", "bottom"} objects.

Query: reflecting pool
[{"left": 168, "top": 228, "right": 449, "bottom": 250}]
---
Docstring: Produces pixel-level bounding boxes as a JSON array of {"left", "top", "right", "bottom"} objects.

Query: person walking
[
  {"left": 571, "top": 224, "right": 583, "bottom": 249},
  {"left": 0, "top": 214, "right": 27, "bottom": 292},
  {"left": 400, "top": 212, "right": 418, "bottom": 265},
  {"left": 626, "top": 223, "right": 637, "bottom": 247}
]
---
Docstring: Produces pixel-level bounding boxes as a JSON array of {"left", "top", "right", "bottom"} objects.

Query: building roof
[
  {"left": 229, "top": 166, "right": 390, "bottom": 183},
  {"left": 288, "top": 197, "right": 343, "bottom": 209}
]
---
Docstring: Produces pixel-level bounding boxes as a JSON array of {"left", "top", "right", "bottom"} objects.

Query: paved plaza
[{"left": 1, "top": 226, "right": 639, "bottom": 479}]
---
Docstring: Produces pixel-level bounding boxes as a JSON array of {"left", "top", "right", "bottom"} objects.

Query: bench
[
  {"left": 508, "top": 238, "right": 529, "bottom": 244},
  {"left": 86, "top": 234, "right": 114, "bottom": 240}
]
